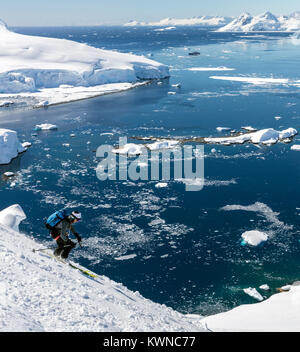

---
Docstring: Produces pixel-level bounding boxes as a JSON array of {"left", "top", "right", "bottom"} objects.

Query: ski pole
[{"left": 32, "top": 245, "right": 72, "bottom": 253}]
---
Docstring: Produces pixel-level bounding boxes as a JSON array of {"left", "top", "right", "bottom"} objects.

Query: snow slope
[
  {"left": 201, "top": 284, "right": 300, "bottom": 332},
  {"left": 0, "top": 19, "right": 169, "bottom": 107},
  {"left": 1, "top": 204, "right": 300, "bottom": 332},
  {"left": 0, "top": 204, "right": 205, "bottom": 332}
]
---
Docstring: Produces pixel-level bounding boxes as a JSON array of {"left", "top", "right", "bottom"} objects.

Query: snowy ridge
[
  {"left": 0, "top": 205, "right": 205, "bottom": 332},
  {"left": 125, "top": 12, "right": 300, "bottom": 32},
  {"left": 217, "top": 11, "right": 300, "bottom": 32}
]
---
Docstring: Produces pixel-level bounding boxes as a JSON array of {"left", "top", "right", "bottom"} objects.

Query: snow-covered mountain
[
  {"left": 125, "top": 12, "right": 300, "bottom": 32},
  {"left": 279, "top": 11, "right": 300, "bottom": 31},
  {"left": 124, "top": 16, "right": 232, "bottom": 27},
  {"left": 0, "top": 19, "right": 168, "bottom": 99},
  {"left": 217, "top": 11, "right": 300, "bottom": 32}
]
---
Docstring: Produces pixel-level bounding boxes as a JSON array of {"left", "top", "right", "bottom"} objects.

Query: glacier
[{"left": 0, "top": 19, "right": 169, "bottom": 107}]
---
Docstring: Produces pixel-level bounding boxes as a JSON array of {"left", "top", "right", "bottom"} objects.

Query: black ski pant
[{"left": 54, "top": 237, "right": 76, "bottom": 259}]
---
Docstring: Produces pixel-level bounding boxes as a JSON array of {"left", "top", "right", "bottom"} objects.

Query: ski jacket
[{"left": 53, "top": 216, "right": 78, "bottom": 242}]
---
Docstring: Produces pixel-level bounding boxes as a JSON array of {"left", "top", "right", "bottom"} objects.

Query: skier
[{"left": 48, "top": 210, "right": 82, "bottom": 259}]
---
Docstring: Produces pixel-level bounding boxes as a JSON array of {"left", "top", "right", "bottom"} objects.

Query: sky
[{"left": 2, "top": 0, "right": 300, "bottom": 26}]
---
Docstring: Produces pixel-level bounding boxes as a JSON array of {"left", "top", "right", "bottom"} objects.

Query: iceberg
[
  {"left": 0, "top": 128, "right": 26, "bottom": 164},
  {"left": 241, "top": 230, "right": 268, "bottom": 246}
]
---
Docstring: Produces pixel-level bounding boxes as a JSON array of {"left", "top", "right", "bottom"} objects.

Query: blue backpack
[{"left": 45, "top": 209, "right": 69, "bottom": 230}]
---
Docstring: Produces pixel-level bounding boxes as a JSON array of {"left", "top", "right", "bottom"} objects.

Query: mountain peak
[{"left": 258, "top": 11, "right": 278, "bottom": 22}]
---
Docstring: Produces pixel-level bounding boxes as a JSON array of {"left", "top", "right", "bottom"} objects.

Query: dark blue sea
[{"left": 1, "top": 25, "right": 300, "bottom": 316}]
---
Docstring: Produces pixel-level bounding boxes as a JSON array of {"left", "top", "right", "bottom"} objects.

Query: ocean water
[{"left": 1, "top": 26, "right": 300, "bottom": 316}]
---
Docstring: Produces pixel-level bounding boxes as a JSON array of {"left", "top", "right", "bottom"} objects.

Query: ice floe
[
  {"left": 188, "top": 67, "right": 235, "bottom": 71},
  {"left": 210, "top": 76, "right": 290, "bottom": 85},
  {"left": 114, "top": 254, "right": 137, "bottom": 261},
  {"left": 216, "top": 127, "right": 231, "bottom": 132},
  {"left": 291, "top": 145, "right": 300, "bottom": 151},
  {"left": 243, "top": 287, "right": 264, "bottom": 301},
  {"left": 259, "top": 284, "right": 270, "bottom": 291},
  {"left": 34, "top": 123, "right": 58, "bottom": 131},
  {"left": 155, "top": 182, "right": 168, "bottom": 188},
  {"left": 112, "top": 140, "right": 180, "bottom": 155}
]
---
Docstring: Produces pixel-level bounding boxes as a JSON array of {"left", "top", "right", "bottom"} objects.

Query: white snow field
[
  {"left": 0, "top": 204, "right": 205, "bottom": 332},
  {"left": 0, "top": 19, "right": 169, "bottom": 107},
  {"left": 0, "top": 128, "right": 27, "bottom": 164}
]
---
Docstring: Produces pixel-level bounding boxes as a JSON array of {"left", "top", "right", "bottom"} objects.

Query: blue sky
[{"left": 2, "top": 0, "right": 300, "bottom": 26}]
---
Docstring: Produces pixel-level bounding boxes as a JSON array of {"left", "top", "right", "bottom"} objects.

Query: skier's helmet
[{"left": 71, "top": 211, "right": 82, "bottom": 222}]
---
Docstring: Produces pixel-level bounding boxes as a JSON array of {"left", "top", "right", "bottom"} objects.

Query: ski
[
  {"left": 68, "top": 262, "right": 98, "bottom": 278},
  {"left": 34, "top": 250, "right": 98, "bottom": 278}
]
